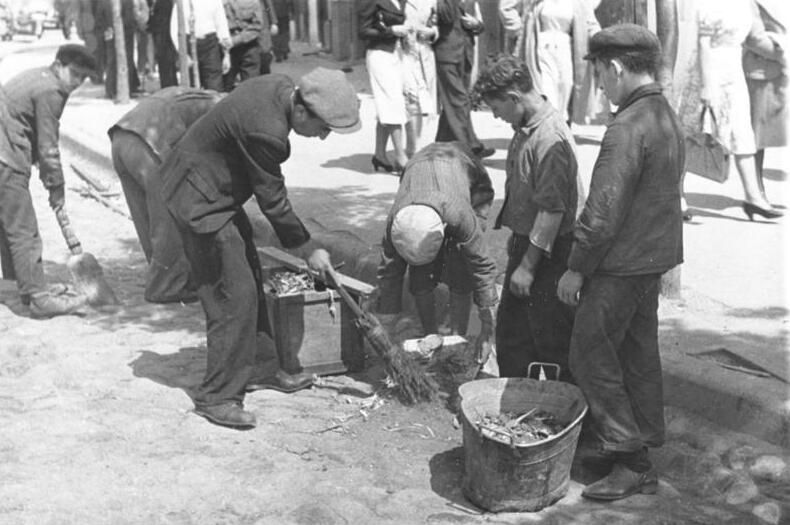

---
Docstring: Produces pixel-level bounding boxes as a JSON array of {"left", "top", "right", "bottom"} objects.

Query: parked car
[{"left": 15, "top": 0, "right": 58, "bottom": 39}]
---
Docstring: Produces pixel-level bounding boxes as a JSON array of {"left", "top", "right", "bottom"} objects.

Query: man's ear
[{"left": 610, "top": 58, "right": 625, "bottom": 77}]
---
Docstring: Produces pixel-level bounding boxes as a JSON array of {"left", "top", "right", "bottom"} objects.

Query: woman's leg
[
  {"left": 374, "top": 121, "right": 389, "bottom": 162},
  {"left": 735, "top": 153, "right": 771, "bottom": 208},
  {"left": 385, "top": 123, "right": 408, "bottom": 169}
]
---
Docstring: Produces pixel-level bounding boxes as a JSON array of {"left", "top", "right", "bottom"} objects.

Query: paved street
[{"left": 0, "top": 29, "right": 788, "bottom": 524}]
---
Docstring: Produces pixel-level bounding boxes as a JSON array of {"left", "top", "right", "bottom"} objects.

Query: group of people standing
[
  {"left": 64, "top": 0, "right": 294, "bottom": 98},
  {"left": 359, "top": 0, "right": 494, "bottom": 176},
  {"left": 375, "top": 22, "right": 684, "bottom": 501}
]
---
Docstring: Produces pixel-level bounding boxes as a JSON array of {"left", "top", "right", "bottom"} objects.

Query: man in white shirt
[{"left": 170, "top": 0, "right": 232, "bottom": 90}]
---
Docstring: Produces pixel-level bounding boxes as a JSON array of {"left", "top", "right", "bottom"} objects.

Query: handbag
[{"left": 685, "top": 105, "right": 730, "bottom": 183}]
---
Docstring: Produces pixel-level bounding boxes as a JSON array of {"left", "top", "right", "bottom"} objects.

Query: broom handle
[
  {"left": 325, "top": 269, "right": 367, "bottom": 319},
  {"left": 54, "top": 207, "right": 83, "bottom": 255}
]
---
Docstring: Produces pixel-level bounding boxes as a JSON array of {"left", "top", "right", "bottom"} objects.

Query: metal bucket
[{"left": 459, "top": 378, "right": 588, "bottom": 512}]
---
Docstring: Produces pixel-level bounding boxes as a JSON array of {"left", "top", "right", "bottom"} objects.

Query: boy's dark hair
[
  {"left": 473, "top": 54, "right": 534, "bottom": 102},
  {"left": 594, "top": 49, "right": 661, "bottom": 78},
  {"left": 55, "top": 44, "right": 97, "bottom": 74}
]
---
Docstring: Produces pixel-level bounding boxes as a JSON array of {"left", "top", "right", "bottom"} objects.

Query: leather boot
[
  {"left": 581, "top": 463, "right": 658, "bottom": 500},
  {"left": 194, "top": 402, "right": 256, "bottom": 429},
  {"left": 246, "top": 369, "right": 314, "bottom": 393},
  {"left": 29, "top": 289, "right": 87, "bottom": 319},
  {"left": 448, "top": 291, "right": 472, "bottom": 335}
]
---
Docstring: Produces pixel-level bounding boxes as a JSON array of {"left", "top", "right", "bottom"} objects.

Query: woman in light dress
[
  {"left": 677, "top": 0, "right": 782, "bottom": 220},
  {"left": 402, "top": 0, "right": 438, "bottom": 157},
  {"left": 500, "top": 0, "right": 601, "bottom": 124},
  {"left": 359, "top": 0, "right": 410, "bottom": 173}
]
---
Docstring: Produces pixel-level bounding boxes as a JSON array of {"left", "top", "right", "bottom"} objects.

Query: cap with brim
[
  {"left": 391, "top": 205, "right": 445, "bottom": 266},
  {"left": 584, "top": 23, "right": 661, "bottom": 60},
  {"left": 297, "top": 67, "right": 361, "bottom": 134}
]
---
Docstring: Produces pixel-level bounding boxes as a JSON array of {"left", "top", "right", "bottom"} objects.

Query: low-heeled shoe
[
  {"left": 581, "top": 463, "right": 658, "bottom": 500},
  {"left": 194, "top": 402, "right": 256, "bottom": 429},
  {"left": 246, "top": 370, "right": 314, "bottom": 393}
]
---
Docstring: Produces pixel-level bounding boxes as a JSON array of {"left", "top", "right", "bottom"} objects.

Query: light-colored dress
[
  {"left": 512, "top": 0, "right": 600, "bottom": 124},
  {"left": 402, "top": 0, "right": 437, "bottom": 117},
  {"left": 678, "top": 0, "right": 758, "bottom": 155}
]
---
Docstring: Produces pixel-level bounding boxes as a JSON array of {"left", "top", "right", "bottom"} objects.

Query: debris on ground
[{"left": 267, "top": 270, "right": 315, "bottom": 295}]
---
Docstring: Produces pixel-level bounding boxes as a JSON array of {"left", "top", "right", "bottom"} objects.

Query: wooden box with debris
[{"left": 257, "top": 247, "right": 375, "bottom": 377}]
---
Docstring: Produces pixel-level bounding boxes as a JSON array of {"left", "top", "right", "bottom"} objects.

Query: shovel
[{"left": 54, "top": 207, "right": 119, "bottom": 307}]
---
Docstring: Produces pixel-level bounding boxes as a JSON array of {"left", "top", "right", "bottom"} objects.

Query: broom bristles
[{"left": 358, "top": 314, "right": 438, "bottom": 404}]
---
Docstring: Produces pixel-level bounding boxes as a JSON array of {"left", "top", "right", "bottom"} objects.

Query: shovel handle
[{"left": 54, "top": 207, "right": 83, "bottom": 254}]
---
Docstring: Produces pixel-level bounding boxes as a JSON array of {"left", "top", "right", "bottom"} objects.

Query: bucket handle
[{"left": 527, "top": 362, "right": 561, "bottom": 381}]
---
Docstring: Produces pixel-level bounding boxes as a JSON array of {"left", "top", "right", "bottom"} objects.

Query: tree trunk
[
  {"left": 175, "top": 0, "right": 190, "bottom": 86},
  {"left": 111, "top": 0, "right": 129, "bottom": 103},
  {"left": 655, "top": 0, "right": 678, "bottom": 93}
]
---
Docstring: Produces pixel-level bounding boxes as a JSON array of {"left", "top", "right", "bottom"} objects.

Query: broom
[
  {"left": 326, "top": 269, "right": 438, "bottom": 404},
  {"left": 54, "top": 207, "right": 120, "bottom": 307}
]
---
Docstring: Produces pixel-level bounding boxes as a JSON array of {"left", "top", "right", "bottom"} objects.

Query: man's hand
[
  {"left": 307, "top": 248, "right": 332, "bottom": 280},
  {"left": 460, "top": 13, "right": 482, "bottom": 32},
  {"left": 509, "top": 265, "right": 534, "bottom": 297},
  {"left": 48, "top": 185, "right": 65, "bottom": 211},
  {"left": 557, "top": 270, "right": 584, "bottom": 306},
  {"left": 270, "top": 23, "right": 278, "bottom": 36},
  {"left": 390, "top": 24, "right": 409, "bottom": 38},
  {"left": 474, "top": 305, "right": 497, "bottom": 366},
  {"left": 221, "top": 53, "right": 231, "bottom": 74}
]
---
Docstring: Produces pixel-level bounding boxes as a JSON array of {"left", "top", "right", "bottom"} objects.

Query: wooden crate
[{"left": 258, "top": 247, "right": 375, "bottom": 376}]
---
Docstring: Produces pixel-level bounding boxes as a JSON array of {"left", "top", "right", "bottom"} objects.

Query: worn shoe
[
  {"left": 581, "top": 463, "right": 658, "bottom": 500},
  {"left": 29, "top": 289, "right": 87, "bottom": 319},
  {"left": 194, "top": 402, "right": 256, "bottom": 429},
  {"left": 246, "top": 370, "right": 314, "bottom": 393}
]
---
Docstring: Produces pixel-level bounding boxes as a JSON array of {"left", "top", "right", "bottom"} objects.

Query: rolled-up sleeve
[
  {"left": 33, "top": 90, "right": 66, "bottom": 189},
  {"left": 567, "top": 120, "right": 643, "bottom": 276},
  {"left": 241, "top": 132, "right": 310, "bottom": 248}
]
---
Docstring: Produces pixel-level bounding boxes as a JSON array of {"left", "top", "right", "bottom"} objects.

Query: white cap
[{"left": 391, "top": 205, "right": 445, "bottom": 266}]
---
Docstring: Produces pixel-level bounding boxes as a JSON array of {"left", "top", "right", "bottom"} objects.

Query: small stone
[
  {"left": 748, "top": 455, "right": 787, "bottom": 482},
  {"left": 724, "top": 472, "right": 760, "bottom": 505},
  {"left": 752, "top": 501, "right": 781, "bottom": 525},
  {"left": 726, "top": 445, "right": 759, "bottom": 471}
]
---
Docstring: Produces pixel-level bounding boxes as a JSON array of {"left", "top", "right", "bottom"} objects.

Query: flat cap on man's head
[
  {"left": 55, "top": 44, "right": 97, "bottom": 74},
  {"left": 297, "top": 67, "right": 361, "bottom": 134},
  {"left": 584, "top": 23, "right": 661, "bottom": 60}
]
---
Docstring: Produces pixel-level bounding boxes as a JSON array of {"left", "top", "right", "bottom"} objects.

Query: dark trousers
[
  {"left": 223, "top": 40, "right": 262, "bottom": 92},
  {"left": 153, "top": 31, "right": 178, "bottom": 88},
  {"left": 569, "top": 273, "right": 665, "bottom": 453},
  {"left": 111, "top": 131, "right": 193, "bottom": 303},
  {"left": 496, "top": 234, "right": 575, "bottom": 382},
  {"left": 0, "top": 163, "right": 45, "bottom": 296},
  {"left": 196, "top": 33, "right": 223, "bottom": 91},
  {"left": 105, "top": 26, "right": 140, "bottom": 98},
  {"left": 272, "top": 15, "right": 290, "bottom": 59},
  {"left": 178, "top": 211, "right": 277, "bottom": 407},
  {"left": 435, "top": 60, "right": 482, "bottom": 151}
]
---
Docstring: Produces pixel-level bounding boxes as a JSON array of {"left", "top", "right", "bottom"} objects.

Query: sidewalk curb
[{"left": 58, "top": 99, "right": 789, "bottom": 451}]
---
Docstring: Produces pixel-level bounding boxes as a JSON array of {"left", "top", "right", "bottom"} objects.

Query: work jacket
[
  {"left": 108, "top": 86, "right": 219, "bottom": 161},
  {"left": 434, "top": 0, "right": 482, "bottom": 65},
  {"left": 382, "top": 142, "right": 498, "bottom": 309},
  {"left": 568, "top": 83, "right": 684, "bottom": 277},
  {"left": 160, "top": 74, "right": 309, "bottom": 248},
  {"left": 0, "top": 66, "right": 69, "bottom": 188}
]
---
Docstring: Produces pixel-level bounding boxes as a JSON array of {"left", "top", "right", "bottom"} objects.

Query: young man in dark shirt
[
  {"left": 474, "top": 55, "right": 581, "bottom": 383},
  {"left": 0, "top": 44, "right": 97, "bottom": 318},
  {"left": 557, "top": 24, "right": 684, "bottom": 500}
]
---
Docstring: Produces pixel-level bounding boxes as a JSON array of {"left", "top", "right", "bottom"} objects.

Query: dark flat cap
[
  {"left": 584, "top": 23, "right": 661, "bottom": 60},
  {"left": 297, "top": 67, "right": 361, "bottom": 134}
]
